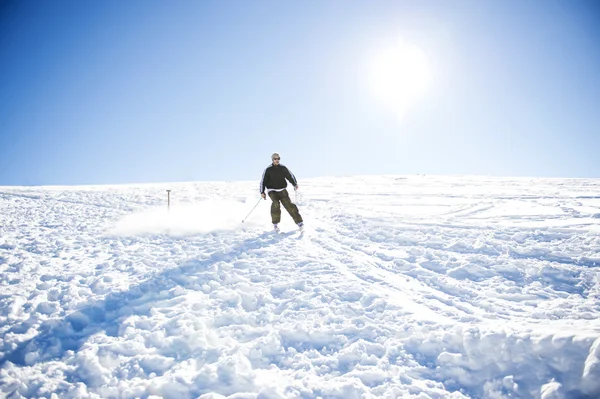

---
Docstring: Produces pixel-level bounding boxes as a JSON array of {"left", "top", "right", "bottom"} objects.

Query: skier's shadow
[{"left": 0, "top": 231, "right": 280, "bottom": 368}]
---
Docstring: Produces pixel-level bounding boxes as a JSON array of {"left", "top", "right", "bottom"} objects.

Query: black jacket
[{"left": 260, "top": 164, "right": 298, "bottom": 194}]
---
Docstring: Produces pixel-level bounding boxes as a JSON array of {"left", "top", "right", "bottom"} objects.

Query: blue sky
[{"left": 1, "top": 0, "right": 599, "bottom": 185}]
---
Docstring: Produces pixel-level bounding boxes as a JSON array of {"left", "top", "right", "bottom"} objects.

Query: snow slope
[{"left": 1, "top": 175, "right": 599, "bottom": 399}]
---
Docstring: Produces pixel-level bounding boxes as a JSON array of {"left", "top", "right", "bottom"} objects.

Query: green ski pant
[{"left": 268, "top": 189, "right": 303, "bottom": 224}]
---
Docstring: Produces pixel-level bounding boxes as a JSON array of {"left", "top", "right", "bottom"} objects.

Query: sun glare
[{"left": 367, "top": 40, "right": 433, "bottom": 119}]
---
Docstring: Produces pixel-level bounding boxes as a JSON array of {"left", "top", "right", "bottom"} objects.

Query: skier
[{"left": 260, "top": 153, "right": 304, "bottom": 232}]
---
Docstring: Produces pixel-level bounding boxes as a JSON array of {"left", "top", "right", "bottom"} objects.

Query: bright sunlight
[{"left": 366, "top": 39, "right": 433, "bottom": 119}]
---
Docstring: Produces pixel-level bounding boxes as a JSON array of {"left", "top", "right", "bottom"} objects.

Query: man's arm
[
  {"left": 284, "top": 166, "right": 298, "bottom": 188},
  {"left": 260, "top": 167, "right": 269, "bottom": 195}
]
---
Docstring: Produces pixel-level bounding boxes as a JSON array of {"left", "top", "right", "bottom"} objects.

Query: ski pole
[{"left": 242, "top": 198, "right": 262, "bottom": 223}]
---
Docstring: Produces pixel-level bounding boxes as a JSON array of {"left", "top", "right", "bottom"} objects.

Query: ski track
[{"left": 1, "top": 176, "right": 600, "bottom": 399}]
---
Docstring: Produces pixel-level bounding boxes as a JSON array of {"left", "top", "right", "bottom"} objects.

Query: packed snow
[{"left": 1, "top": 175, "right": 599, "bottom": 399}]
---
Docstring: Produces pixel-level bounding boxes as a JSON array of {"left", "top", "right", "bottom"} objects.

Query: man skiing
[{"left": 260, "top": 153, "right": 304, "bottom": 232}]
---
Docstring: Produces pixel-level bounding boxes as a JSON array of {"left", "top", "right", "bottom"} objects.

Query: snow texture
[{"left": 1, "top": 175, "right": 599, "bottom": 398}]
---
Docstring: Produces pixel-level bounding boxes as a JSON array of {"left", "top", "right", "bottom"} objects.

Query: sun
[{"left": 366, "top": 40, "right": 433, "bottom": 119}]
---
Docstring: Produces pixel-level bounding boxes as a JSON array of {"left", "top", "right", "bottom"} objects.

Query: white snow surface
[{"left": 1, "top": 175, "right": 600, "bottom": 399}]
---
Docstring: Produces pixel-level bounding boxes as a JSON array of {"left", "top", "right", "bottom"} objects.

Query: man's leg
[
  {"left": 268, "top": 191, "right": 281, "bottom": 224},
  {"left": 279, "top": 190, "right": 303, "bottom": 224}
]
